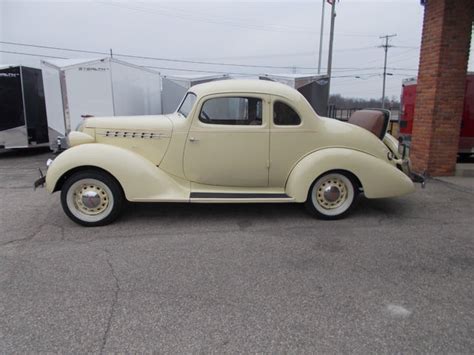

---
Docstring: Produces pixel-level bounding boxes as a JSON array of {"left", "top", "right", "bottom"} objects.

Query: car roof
[{"left": 190, "top": 79, "right": 302, "bottom": 100}]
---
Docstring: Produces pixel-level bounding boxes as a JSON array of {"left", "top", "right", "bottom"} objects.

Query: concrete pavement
[{"left": 1, "top": 149, "right": 473, "bottom": 353}]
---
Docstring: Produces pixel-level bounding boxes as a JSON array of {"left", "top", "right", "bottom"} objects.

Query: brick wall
[{"left": 410, "top": 0, "right": 473, "bottom": 176}]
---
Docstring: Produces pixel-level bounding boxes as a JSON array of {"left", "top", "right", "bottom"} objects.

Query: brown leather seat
[{"left": 348, "top": 109, "right": 389, "bottom": 139}]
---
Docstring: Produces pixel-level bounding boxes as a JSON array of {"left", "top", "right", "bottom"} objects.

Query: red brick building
[{"left": 411, "top": 0, "right": 474, "bottom": 176}]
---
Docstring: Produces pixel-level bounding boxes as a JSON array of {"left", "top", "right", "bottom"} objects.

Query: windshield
[{"left": 177, "top": 92, "right": 197, "bottom": 118}]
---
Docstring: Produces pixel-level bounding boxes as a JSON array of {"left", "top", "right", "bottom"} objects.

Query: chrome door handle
[{"left": 189, "top": 137, "right": 199, "bottom": 142}]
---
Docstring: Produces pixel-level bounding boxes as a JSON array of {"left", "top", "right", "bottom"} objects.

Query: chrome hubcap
[
  {"left": 316, "top": 177, "right": 347, "bottom": 210},
  {"left": 323, "top": 185, "right": 341, "bottom": 202},
  {"left": 74, "top": 184, "right": 109, "bottom": 215}
]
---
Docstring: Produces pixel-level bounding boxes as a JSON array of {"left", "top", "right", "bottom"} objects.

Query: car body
[{"left": 38, "top": 79, "right": 421, "bottom": 226}]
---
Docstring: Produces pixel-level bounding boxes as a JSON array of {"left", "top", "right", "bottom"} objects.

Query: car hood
[
  {"left": 82, "top": 115, "right": 174, "bottom": 165},
  {"left": 84, "top": 114, "right": 173, "bottom": 133}
]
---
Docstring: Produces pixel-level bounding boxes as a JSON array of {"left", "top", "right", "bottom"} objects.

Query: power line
[
  {"left": 387, "top": 67, "right": 418, "bottom": 71},
  {"left": 185, "top": 51, "right": 316, "bottom": 61},
  {"left": 0, "top": 49, "right": 67, "bottom": 59},
  {"left": 97, "top": 1, "right": 380, "bottom": 38},
  {"left": 1, "top": 48, "right": 400, "bottom": 79},
  {"left": 388, "top": 52, "right": 420, "bottom": 65},
  {"left": 0, "top": 41, "right": 106, "bottom": 56},
  {"left": 98, "top": 1, "right": 317, "bottom": 35},
  {"left": 129, "top": 2, "right": 318, "bottom": 33},
  {"left": 0, "top": 49, "right": 267, "bottom": 75},
  {"left": 0, "top": 49, "right": 252, "bottom": 75},
  {"left": 0, "top": 40, "right": 318, "bottom": 70},
  {"left": 364, "top": 46, "right": 418, "bottom": 66},
  {"left": 0, "top": 40, "right": 414, "bottom": 72},
  {"left": 147, "top": 2, "right": 384, "bottom": 38},
  {"left": 99, "top": 2, "right": 305, "bottom": 34}
]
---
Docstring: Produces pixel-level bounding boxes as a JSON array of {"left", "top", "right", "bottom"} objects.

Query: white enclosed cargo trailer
[
  {"left": 259, "top": 74, "right": 330, "bottom": 116},
  {"left": 41, "top": 57, "right": 162, "bottom": 148},
  {"left": 162, "top": 74, "right": 229, "bottom": 114}
]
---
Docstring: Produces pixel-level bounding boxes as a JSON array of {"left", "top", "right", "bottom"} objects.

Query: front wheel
[
  {"left": 305, "top": 172, "right": 358, "bottom": 220},
  {"left": 60, "top": 170, "right": 124, "bottom": 226}
]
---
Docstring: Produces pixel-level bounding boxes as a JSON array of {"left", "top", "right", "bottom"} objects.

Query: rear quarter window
[{"left": 273, "top": 101, "right": 301, "bottom": 126}]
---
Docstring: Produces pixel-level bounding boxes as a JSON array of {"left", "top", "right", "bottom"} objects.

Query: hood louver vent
[{"left": 97, "top": 130, "right": 169, "bottom": 139}]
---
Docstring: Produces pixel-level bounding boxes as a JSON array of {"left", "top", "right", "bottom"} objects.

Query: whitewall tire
[
  {"left": 60, "top": 170, "right": 124, "bottom": 226},
  {"left": 305, "top": 172, "right": 358, "bottom": 220}
]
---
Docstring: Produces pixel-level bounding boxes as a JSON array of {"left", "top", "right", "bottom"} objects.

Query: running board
[{"left": 190, "top": 192, "right": 290, "bottom": 199}]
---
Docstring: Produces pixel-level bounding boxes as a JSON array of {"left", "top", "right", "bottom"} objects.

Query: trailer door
[
  {"left": 0, "top": 66, "right": 28, "bottom": 148},
  {"left": 110, "top": 61, "right": 162, "bottom": 116},
  {"left": 65, "top": 61, "right": 114, "bottom": 133},
  {"left": 22, "top": 67, "right": 49, "bottom": 144}
]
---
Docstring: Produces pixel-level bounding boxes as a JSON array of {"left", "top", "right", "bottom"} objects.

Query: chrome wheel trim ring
[
  {"left": 66, "top": 178, "right": 114, "bottom": 223},
  {"left": 311, "top": 174, "right": 354, "bottom": 216}
]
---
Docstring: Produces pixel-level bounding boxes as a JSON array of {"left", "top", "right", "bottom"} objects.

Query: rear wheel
[
  {"left": 60, "top": 170, "right": 124, "bottom": 226},
  {"left": 305, "top": 172, "right": 358, "bottom": 220}
]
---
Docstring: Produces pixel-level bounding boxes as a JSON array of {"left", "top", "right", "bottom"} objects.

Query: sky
[{"left": 0, "top": 0, "right": 473, "bottom": 100}]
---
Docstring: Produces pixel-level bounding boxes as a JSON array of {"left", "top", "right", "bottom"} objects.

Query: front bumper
[
  {"left": 33, "top": 169, "right": 45, "bottom": 190},
  {"left": 33, "top": 158, "right": 54, "bottom": 190}
]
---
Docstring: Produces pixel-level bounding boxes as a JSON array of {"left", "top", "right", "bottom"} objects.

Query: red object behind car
[{"left": 399, "top": 73, "right": 474, "bottom": 156}]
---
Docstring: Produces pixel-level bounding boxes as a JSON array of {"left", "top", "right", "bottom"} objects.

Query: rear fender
[
  {"left": 286, "top": 148, "right": 415, "bottom": 202},
  {"left": 46, "top": 143, "right": 190, "bottom": 202}
]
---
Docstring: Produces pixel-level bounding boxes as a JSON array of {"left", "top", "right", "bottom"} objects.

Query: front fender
[
  {"left": 286, "top": 148, "right": 415, "bottom": 202},
  {"left": 46, "top": 143, "right": 190, "bottom": 202}
]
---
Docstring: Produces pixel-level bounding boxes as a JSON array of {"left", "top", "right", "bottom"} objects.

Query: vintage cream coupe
[{"left": 35, "top": 80, "right": 423, "bottom": 226}]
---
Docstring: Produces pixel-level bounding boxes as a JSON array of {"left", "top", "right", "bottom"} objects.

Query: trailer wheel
[{"left": 60, "top": 170, "right": 124, "bottom": 226}]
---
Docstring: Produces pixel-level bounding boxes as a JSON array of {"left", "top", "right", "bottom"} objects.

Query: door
[
  {"left": 22, "top": 67, "right": 49, "bottom": 144},
  {"left": 184, "top": 94, "right": 270, "bottom": 187},
  {"left": 65, "top": 61, "right": 114, "bottom": 133},
  {"left": 0, "top": 66, "right": 28, "bottom": 148}
]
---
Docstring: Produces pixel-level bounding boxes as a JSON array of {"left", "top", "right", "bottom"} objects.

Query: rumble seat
[{"left": 348, "top": 109, "right": 390, "bottom": 139}]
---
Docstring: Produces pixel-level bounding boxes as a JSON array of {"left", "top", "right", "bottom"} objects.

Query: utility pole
[
  {"left": 317, "top": 0, "right": 325, "bottom": 74},
  {"left": 326, "top": 0, "right": 337, "bottom": 112},
  {"left": 379, "top": 34, "right": 396, "bottom": 108}
]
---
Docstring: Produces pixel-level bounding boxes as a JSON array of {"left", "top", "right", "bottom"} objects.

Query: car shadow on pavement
[
  {"left": 123, "top": 201, "right": 306, "bottom": 220},
  {"left": 119, "top": 196, "right": 406, "bottom": 224}
]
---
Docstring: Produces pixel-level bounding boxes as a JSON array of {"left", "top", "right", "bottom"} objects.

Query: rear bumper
[
  {"left": 410, "top": 170, "right": 426, "bottom": 188},
  {"left": 399, "top": 159, "right": 426, "bottom": 188}
]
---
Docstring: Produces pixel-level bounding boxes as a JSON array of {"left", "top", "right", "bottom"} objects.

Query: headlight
[
  {"left": 68, "top": 131, "right": 95, "bottom": 147},
  {"left": 75, "top": 121, "right": 85, "bottom": 132},
  {"left": 77, "top": 115, "right": 94, "bottom": 131}
]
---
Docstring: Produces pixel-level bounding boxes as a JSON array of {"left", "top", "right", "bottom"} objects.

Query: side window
[
  {"left": 273, "top": 101, "right": 301, "bottom": 126},
  {"left": 199, "top": 97, "right": 262, "bottom": 125},
  {"left": 177, "top": 92, "right": 196, "bottom": 118}
]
